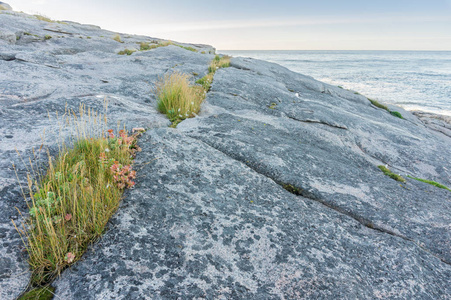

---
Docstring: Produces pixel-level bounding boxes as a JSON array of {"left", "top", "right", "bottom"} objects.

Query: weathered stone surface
[
  {"left": 0, "top": 10, "right": 212, "bottom": 299},
  {"left": 54, "top": 130, "right": 451, "bottom": 299},
  {"left": 180, "top": 57, "right": 451, "bottom": 264},
  {"left": 1, "top": 9, "right": 450, "bottom": 300}
]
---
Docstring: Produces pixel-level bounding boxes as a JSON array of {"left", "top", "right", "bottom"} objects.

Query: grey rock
[
  {"left": 54, "top": 130, "right": 451, "bottom": 299},
  {"left": 0, "top": 10, "right": 212, "bottom": 299},
  {"left": 1, "top": 9, "right": 450, "bottom": 300},
  {"left": 0, "top": 2, "right": 12, "bottom": 11}
]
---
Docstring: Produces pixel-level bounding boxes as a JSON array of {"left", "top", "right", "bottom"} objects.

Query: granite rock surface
[{"left": 0, "top": 7, "right": 450, "bottom": 300}]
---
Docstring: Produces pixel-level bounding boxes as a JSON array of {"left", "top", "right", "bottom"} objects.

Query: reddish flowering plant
[
  {"left": 110, "top": 161, "right": 136, "bottom": 189},
  {"left": 107, "top": 129, "right": 115, "bottom": 139}
]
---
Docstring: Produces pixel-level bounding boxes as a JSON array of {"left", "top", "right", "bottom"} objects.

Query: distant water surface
[{"left": 220, "top": 50, "right": 451, "bottom": 116}]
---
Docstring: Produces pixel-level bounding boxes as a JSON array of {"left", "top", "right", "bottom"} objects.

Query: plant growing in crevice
[
  {"left": 118, "top": 49, "right": 136, "bottom": 55},
  {"left": 155, "top": 72, "right": 205, "bottom": 126},
  {"left": 195, "top": 55, "right": 231, "bottom": 91},
  {"left": 368, "top": 98, "right": 403, "bottom": 119},
  {"left": 378, "top": 165, "right": 406, "bottom": 183},
  {"left": 13, "top": 105, "right": 144, "bottom": 289},
  {"left": 407, "top": 176, "right": 450, "bottom": 191},
  {"left": 113, "top": 34, "right": 123, "bottom": 43},
  {"left": 282, "top": 184, "right": 303, "bottom": 195}
]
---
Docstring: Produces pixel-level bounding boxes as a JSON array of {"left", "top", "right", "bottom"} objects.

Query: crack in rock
[{"left": 189, "top": 135, "right": 451, "bottom": 266}]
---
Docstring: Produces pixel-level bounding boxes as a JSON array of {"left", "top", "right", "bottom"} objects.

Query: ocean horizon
[{"left": 219, "top": 50, "right": 451, "bottom": 116}]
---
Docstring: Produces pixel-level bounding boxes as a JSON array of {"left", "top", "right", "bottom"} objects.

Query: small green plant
[
  {"left": 201, "top": 51, "right": 206, "bottom": 54},
  {"left": 23, "top": 32, "right": 32, "bottom": 36},
  {"left": 177, "top": 45, "right": 197, "bottom": 52},
  {"left": 87, "top": 36, "right": 91, "bottom": 39},
  {"left": 269, "top": 102, "right": 277, "bottom": 109},
  {"left": 407, "top": 176, "right": 450, "bottom": 191},
  {"left": 209, "top": 55, "right": 230, "bottom": 73},
  {"left": 195, "top": 73, "right": 214, "bottom": 91},
  {"left": 390, "top": 111, "right": 403, "bottom": 119},
  {"left": 283, "top": 184, "right": 302, "bottom": 195},
  {"left": 118, "top": 49, "right": 136, "bottom": 55},
  {"left": 34, "top": 14, "right": 52, "bottom": 22},
  {"left": 44, "top": 35, "right": 52, "bottom": 40},
  {"left": 368, "top": 98, "right": 388, "bottom": 111},
  {"left": 113, "top": 34, "right": 123, "bottom": 43},
  {"left": 155, "top": 72, "right": 205, "bottom": 125},
  {"left": 19, "top": 286, "right": 55, "bottom": 300},
  {"left": 195, "top": 55, "right": 230, "bottom": 91},
  {"left": 378, "top": 165, "right": 406, "bottom": 183}
]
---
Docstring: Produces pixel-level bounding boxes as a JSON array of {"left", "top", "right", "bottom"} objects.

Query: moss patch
[
  {"left": 378, "top": 165, "right": 406, "bottom": 183},
  {"left": 282, "top": 184, "right": 303, "bottom": 195},
  {"left": 19, "top": 286, "right": 55, "bottom": 300},
  {"left": 407, "top": 176, "right": 451, "bottom": 191}
]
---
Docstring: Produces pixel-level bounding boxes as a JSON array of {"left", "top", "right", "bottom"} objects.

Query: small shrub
[
  {"left": 378, "top": 165, "right": 406, "bottom": 183},
  {"left": 118, "top": 49, "right": 136, "bottom": 55},
  {"left": 113, "top": 34, "right": 123, "bottom": 43},
  {"left": 155, "top": 72, "right": 205, "bottom": 125},
  {"left": 407, "top": 176, "right": 450, "bottom": 191},
  {"left": 390, "top": 111, "right": 403, "bottom": 119}
]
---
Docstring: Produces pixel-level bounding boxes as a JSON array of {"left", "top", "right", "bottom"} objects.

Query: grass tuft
[
  {"left": 44, "top": 35, "right": 52, "bottom": 40},
  {"left": 113, "top": 34, "right": 123, "bottom": 43},
  {"left": 14, "top": 105, "right": 143, "bottom": 286},
  {"left": 407, "top": 176, "right": 451, "bottom": 191},
  {"left": 195, "top": 55, "right": 230, "bottom": 91},
  {"left": 155, "top": 72, "right": 205, "bottom": 125},
  {"left": 368, "top": 98, "right": 388, "bottom": 111},
  {"left": 34, "top": 14, "right": 53, "bottom": 22},
  {"left": 118, "top": 49, "right": 136, "bottom": 55},
  {"left": 378, "top": 165, "right": 406, "bottom": 183}
]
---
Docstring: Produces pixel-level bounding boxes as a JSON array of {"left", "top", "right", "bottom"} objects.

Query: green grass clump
[
  {"left": 19, "top": 287, "right": 55, "bottom": 300},
  {"left": 390, "top": 111, "right": 403, "bottom": 119},
  {"left": 44, "top": 35, "right": 52, "bottom": 40},
  {"left": 113, "top": 34, "right": 123, "bottom": 43},
  {"left": 195, "top": 55, "right": 230, "bottom": 91},
  {"left": 34, "top": 14, "right": 52, "bottom": 22},
  {"left": 407, "top": 176, "right": 451, "bottom": 191},
  {"left": 209, "top": 55, "right": 230, "bottom": 73},
  {"left": 378, "top": 165, "right": 406, "bottom": 183},
  {"left": 177, "top": 45, "right": 198, "bottom": 52},
  {"left": 368, "top": 98, "right": 388, "bottom": 111},
  {"left": 14, "top": 106, "right": 143, "bottom": 285},
  {"left": 195, "top": 73, "right": 214, "bottom": 91},
  {"left": 118, "top": 49, "right": 136, "bottom": 55},
  {"left": 368, "top": 98, "right": 404, "bottom": 119},
  {"left": 155, "top": 72, "right": 205, "bottom": 125}
]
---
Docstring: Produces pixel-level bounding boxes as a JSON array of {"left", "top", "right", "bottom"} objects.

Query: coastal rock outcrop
[
  {"left": 0, "top": 8, "right": 450, "bottom": 300},
  {"left": 0, "top": 2, "right": 12, "bottom": 11}
]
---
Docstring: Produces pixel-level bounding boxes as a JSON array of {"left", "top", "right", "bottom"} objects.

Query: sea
[{"left": 219, "top": 50, "right": 451, "bottom": 116}]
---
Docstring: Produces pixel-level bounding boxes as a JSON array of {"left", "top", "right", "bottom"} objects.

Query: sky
[{"left": 5, "top": 0, "right": 451, "bottom": 50}]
